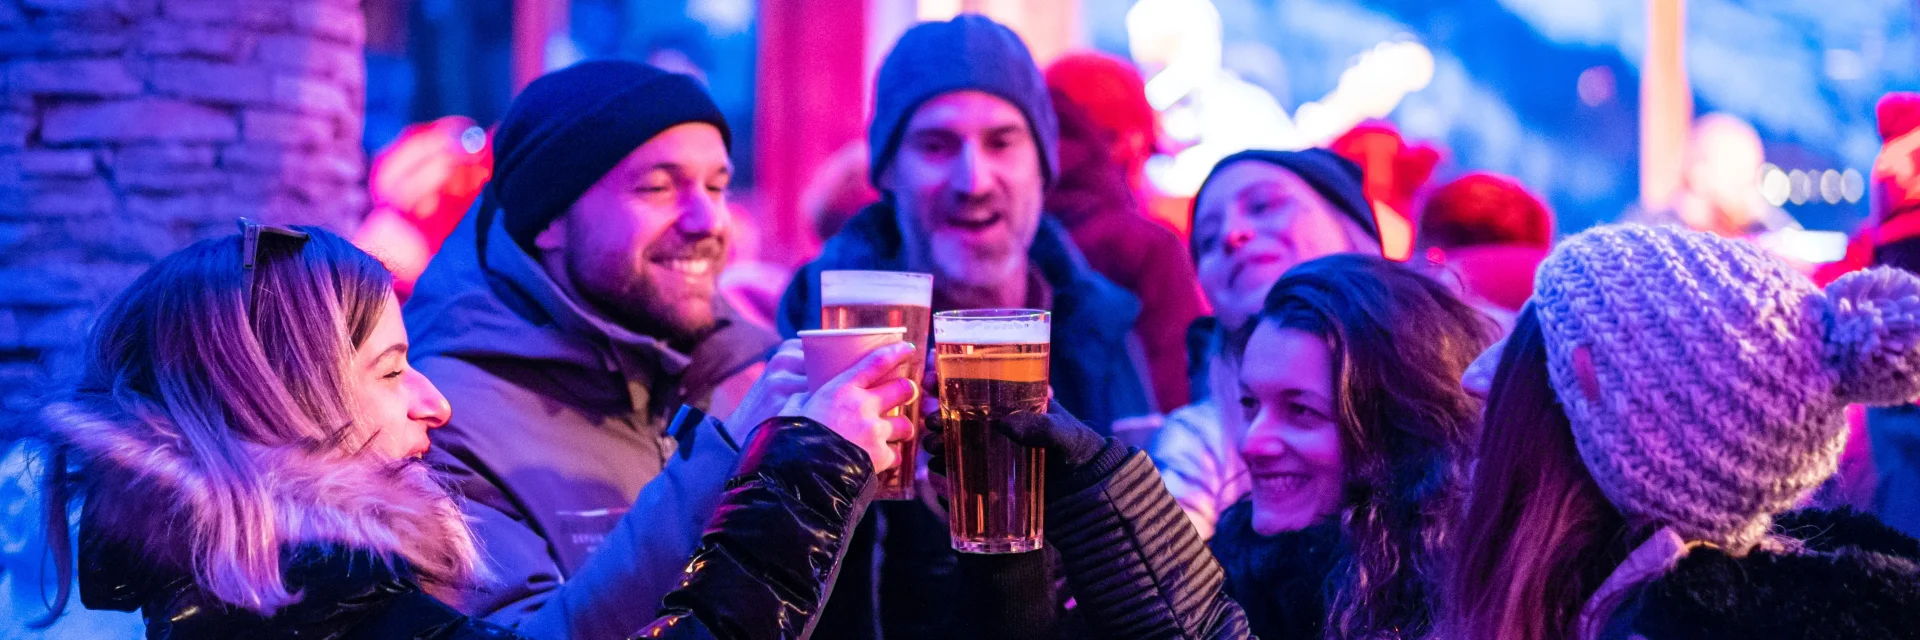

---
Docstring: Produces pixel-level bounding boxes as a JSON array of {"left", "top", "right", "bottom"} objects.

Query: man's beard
[
  {"left": 568, "top": 237, "right": 726, "bottom": 343},
  {"left": 930, "top": 235, "right": 1025, "bottom": 289}
]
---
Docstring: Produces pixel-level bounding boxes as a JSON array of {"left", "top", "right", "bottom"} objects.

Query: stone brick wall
[{"left": 0, "top": 0, "right": 367, "bottom": 422}]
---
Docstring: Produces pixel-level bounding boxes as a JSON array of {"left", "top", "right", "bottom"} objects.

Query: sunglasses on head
[{"left": 238, "top": 218, "right": 310, "bottom": 313}]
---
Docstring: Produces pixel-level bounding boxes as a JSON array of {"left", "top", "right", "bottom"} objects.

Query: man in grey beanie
[
  {"left": 779, "top": 14, "right": 1150, "bottom": 435},
  {"left": 776, "top": 14, "right": 1153, "bottom": 638}
]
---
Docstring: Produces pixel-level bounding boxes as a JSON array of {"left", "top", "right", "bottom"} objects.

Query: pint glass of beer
[
  {"left": 933, "top": 309, "right": 1049, "bottom": 554},
  {"left": 820, "top": 270, "right": 933, "bottom": 500}
]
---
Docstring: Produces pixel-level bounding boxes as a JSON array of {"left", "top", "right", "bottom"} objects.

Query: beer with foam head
[
  {"left": 820, "top": 270, "right": 932, "bottom": 500},
  {"left": 933, "top": 309, "right": 1049, "bottom": 554}
]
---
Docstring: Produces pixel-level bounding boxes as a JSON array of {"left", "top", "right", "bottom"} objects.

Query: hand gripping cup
[
  {"left": 819, "top": 270, "right": 933, "bottom": 500},
  {"left": 933, "top": 309, "right": 1050, "bottom": 554}
]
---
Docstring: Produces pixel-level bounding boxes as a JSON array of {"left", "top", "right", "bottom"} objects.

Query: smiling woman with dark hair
[{"left": 1210, "top": 253, "right": 1494, "bottom": 639}]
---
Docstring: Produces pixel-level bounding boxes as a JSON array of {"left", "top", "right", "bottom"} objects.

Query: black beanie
[
  {"left": 1189, "top": 148, "right": 1380, "bottom": 261},
  {"left": 868, "top": 14, "right": 1059, "bottom": 189},
  {"left": 490, "top": 60, "right": 731, "bottom": 249}
]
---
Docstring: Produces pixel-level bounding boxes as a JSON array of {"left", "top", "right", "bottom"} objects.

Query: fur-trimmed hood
[
  {"left": 1607, "top": 508, "right": 1920, "bottom": 639},
  {"left": 42, "top": 402, "right": 481, "bottom": 616}
]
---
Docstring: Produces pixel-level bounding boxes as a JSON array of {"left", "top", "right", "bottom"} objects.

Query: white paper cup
[{"left": 798, "top": 327, "right": 909, "bottom": 392}]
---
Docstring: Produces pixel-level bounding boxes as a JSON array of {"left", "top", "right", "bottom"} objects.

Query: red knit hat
[
  {"left": 1419, "top": 172, "right": 1554, "bottom": 250},
  {"left": 1045, "top": 52, "right": 1157, "bottom": 176},
  {"left": 1875, "top": 93, "right": 1920, "bottom": 226},
  {"left": 1329, "top": 120, "right": 1443, "bottom": 260},
  {"left": 1813, "top": 92, "right": 1920, "bottom": 286}
]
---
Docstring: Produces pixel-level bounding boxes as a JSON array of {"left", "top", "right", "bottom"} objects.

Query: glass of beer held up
[
  {"left": 820, "top": 270, "right": 933, "bottom": 501},
  {"left": 933, "top": 309, "right": 1049, "bottom": 554}
]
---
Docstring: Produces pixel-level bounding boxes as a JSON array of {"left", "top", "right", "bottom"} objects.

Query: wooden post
[
  {"left": 755, "top": 0, "right": 870, "bottom": 265},
  {"left": 1641, "top": 0, "right": 1691, "bottom": 209},
  {"left": 512, "top": 0, "right": 567, "bottom": 92}
]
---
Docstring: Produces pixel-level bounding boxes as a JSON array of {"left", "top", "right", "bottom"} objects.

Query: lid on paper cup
[{"left": 797, "top": 327, "right": 909, "bottom": 338}]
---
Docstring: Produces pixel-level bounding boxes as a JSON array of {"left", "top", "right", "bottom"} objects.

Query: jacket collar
[
  {"left": 86, "top": 541, "right": 462, "bottom": 637},
  {"left": 471, "top": 203, "right": 697, "bottom": 378}
]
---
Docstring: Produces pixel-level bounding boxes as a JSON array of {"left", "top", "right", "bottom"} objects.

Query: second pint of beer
[
  {"left": 933, "top": 309, "right": 1050, "bottom": 554},
  {"left": 820, "top": 270, "right": 933, "bottom": 501}
]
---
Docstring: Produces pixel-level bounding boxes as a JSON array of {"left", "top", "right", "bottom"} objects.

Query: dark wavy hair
[{"left": 1237, "top": 254, "right": 1495, "bottom": 639}]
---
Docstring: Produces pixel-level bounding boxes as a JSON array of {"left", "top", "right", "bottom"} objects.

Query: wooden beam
[
  {"left": 1641, "top": 0, "right": 1691, "bottom": 208},
  {"left": 755, "top": 0, "right": 870, "bottom": 265}
]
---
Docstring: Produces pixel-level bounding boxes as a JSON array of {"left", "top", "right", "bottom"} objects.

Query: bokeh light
[
  {"left": 1577, "top": 66, "right": 1615, "bottom": 107},
  {"left": 1842, "top": 169, "right": 1866, "bottom": 204},
  {"left": 1759, "top": 163, "right": 1791, "bottom": 207},
  {"left": 460, "top": 127, "right": 487, "bottom": 155}
]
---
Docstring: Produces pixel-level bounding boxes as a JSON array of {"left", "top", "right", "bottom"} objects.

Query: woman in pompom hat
[{"left": 1442, "top": 224, "right": 1920, "bottom": 640}]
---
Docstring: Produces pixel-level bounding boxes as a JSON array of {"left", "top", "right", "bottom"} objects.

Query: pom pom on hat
[{"left": 1825, "top": 266, "right": 1920, "bottom": 406}]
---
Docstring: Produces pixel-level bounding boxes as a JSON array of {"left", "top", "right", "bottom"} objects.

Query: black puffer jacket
[
  {"left": 1602, "top": 508, "right": 1920, "bottom": 639},
  {"left": 1043, "top": 443, "right": 1251, "bottom": 639},
  {"left": 75, "top": 415, "right": 876, "bottom": 640}
]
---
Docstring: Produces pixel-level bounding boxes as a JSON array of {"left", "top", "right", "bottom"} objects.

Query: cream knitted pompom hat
[{"left": 1533, "top": 225, "right": 1920, "bottom": 550}]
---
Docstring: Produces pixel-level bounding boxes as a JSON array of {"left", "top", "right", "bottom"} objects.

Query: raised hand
[
  {"left": 923, "top": 400, "right": 1106, "bottom": 483},
  {"left": 724, "top": 340, "right": 806, "bottom": 440},
  {"left": 791, "top": 342, "right": 918, "bottom": 472},
  {"left": 992, "top": 400, "right": 1107, "bottom": 470}
]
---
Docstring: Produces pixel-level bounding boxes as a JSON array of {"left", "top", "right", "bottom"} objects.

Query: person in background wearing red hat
[
  {"left": 1817, "top": 93, "right": 1920, "bottom": 287},
  {"left": 1415, "top": 172, "right": 1555, "bottom": 330},
  {"left": 1850, "top": 92, "right": 1920, "bottom": 539},
  {"left": 1045, "top": 52, "right": 1207, "bottom": 417},
  {"left": 352, "top": 116, "right": 494, "bottom": 299},
  {"left": 1328, "top": 120, "right": 1443, "bottom": 262},
  {"left": 1045, "top": 52, "right": 1158, "bottom": 195}
]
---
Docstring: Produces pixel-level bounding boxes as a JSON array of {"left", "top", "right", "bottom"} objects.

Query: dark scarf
[{"left": 1208, "top": 500, "right": 1347, "bottom": 640}]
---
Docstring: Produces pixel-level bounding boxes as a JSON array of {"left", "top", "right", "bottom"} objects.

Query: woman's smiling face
[
  {"left": 350, "top": 293, "right": 450, "bottom": 461},
  {"left": 1192, "top": 161, "right": 1359, "bottom": 331},
  {"left": 1237, "top": 322, "right": 1345, "bottom": 535}
]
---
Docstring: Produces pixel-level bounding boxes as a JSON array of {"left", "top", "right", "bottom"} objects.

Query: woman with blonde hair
[{"left": 31, "top": 222, "right": 915, "bottom": 639}]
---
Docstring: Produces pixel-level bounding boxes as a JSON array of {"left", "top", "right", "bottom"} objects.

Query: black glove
[
  {"left": 924, "top": 400, "right": 1126, "bottom": 498},
  {"left": 995, "top": 400, "right": 1106, "bottom": 468}
]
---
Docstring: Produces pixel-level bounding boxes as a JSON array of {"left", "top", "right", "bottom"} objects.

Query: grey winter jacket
[{"left": 405, "top": 205, "right": 779, "bottom": 640}]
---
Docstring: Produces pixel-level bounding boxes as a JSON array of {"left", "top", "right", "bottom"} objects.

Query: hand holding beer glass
[
  {"left": 933, "top": 309, "right": 1050, "bottom": 554},
  {"left": 792, "top": 329, "right": 918, "bottom": 473},
  {"left": 819, "top": 271, "right": 932, "bottom": 500}
]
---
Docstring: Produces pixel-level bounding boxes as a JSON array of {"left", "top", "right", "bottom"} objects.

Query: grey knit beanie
[
  {"left": 1533, "top": 225, "right": 1920, "bottom": 550},
  {"left": 867, "top": 14, "right": 1059, "bottom": 189}
]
